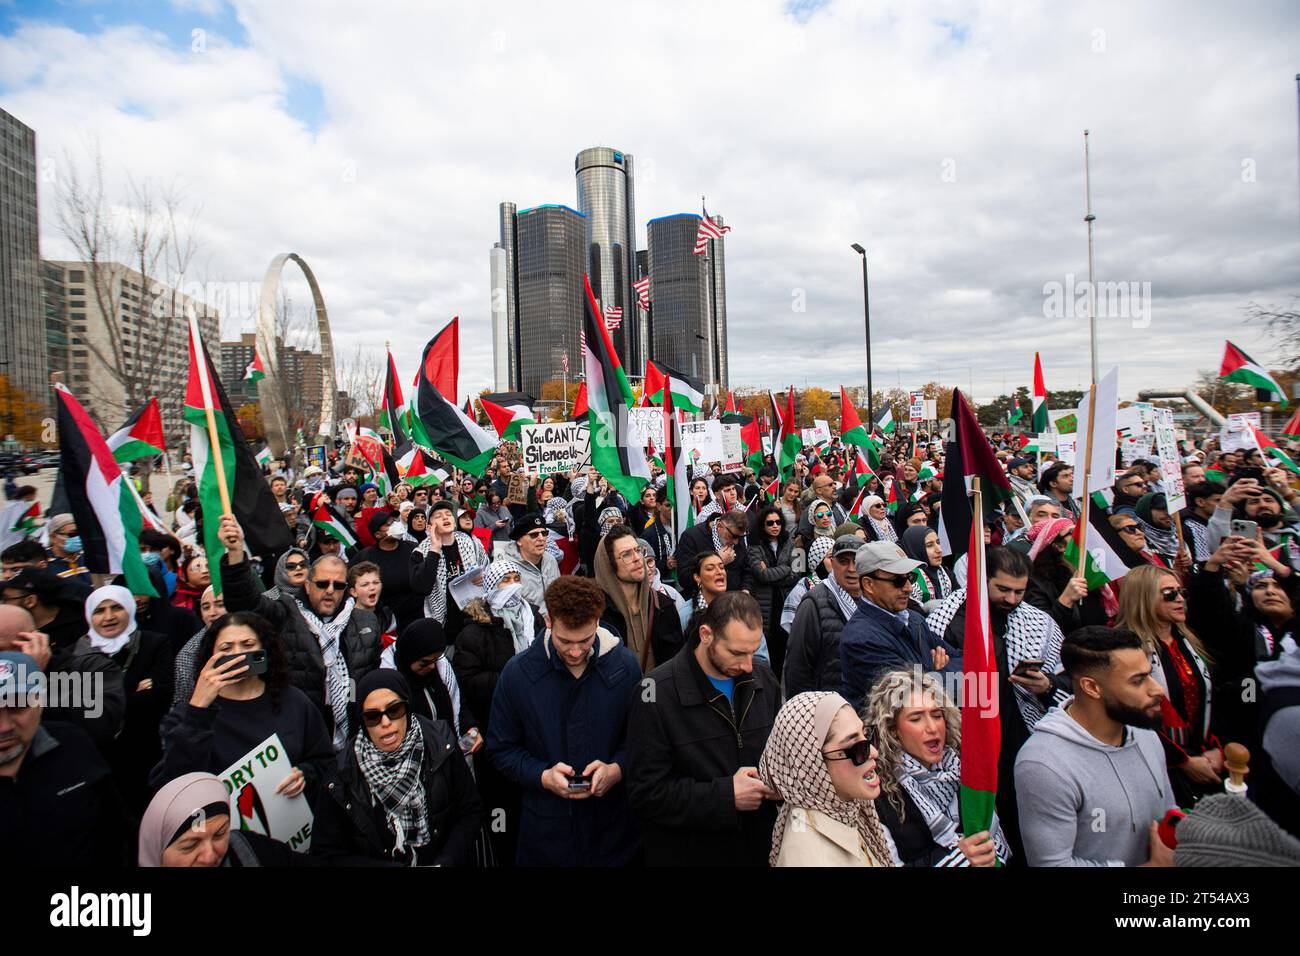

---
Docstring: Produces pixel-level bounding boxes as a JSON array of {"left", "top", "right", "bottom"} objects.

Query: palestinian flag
[
  {"left": 1220, "top": 340, "right": 1287, "bottom": 407},
  {"left": 770, "top": 386, "right": 802, "bottom": 481},
  {"left": 1007, "top": 394, "right": 1024, "bottom": 426},
  {"left": 107, "top": 398, "right": 166, "bottom": 464},
  {"left": 664, "top": 382, "right": 692, "bottom": 537},
  {"left": 411, "top": 319, "right": 497, "bottom": 475},
  {"left": 1032, "top": 352, "right": 1050, "bottom": 433},
  {"left": 1064, "top": 506, "right": 1143, "bottom": 586},
  {"left": 480, "top": 392, "right": 536, "bottom": 440},
  {"left": 938, "top": 388, "right": 1015, "bottom": 559},
  {"left": 722, "top": 411, "right": 763, "bottom": 471},
  {"left": 885, "top": 478, "right": 900, "bottom": 514},
  {"left": 847, "top": 483, "right": 871, "bottom": 521},
  {"left": 570, "top": 382, "right": 588, "bottom": 422},
  {"left": 463, "top": 396, "right": 475, "bottom": 420},
  {"left": 0, "top": 499, "right": 40, "bottom": 551},
  {"left": 959, "top": 500, "right": 1000, "bottom": 857},
  {"left": 583, "top": 273, "right": 651, "bottom": 501},
  {"left": 840, "top": 386, "right": 872, "bottom": 448},
  {"left": 1205, "top": 465, "right": 1228, "bottom": 484},
  {"left": 379, "top": 349, "right": 410, "bottom": 447},
  {"left": 312, "top": 502, "right": 356, "bottom": 549},
  {"left": 851, "top": 446, "right": 877, "bottom": 486},
  {"left": 351, "top": 434, "right": 396, "bottom": 492},
  {"left": 1283, "top": 406, "right": 1300, "bottom": 438},
  {"left": 641, "top": 361, "right": 664, "bottom": 408},
  {"left": 244, "top": 351, "right": 266, "bottom": 384},
  {"left": 1252, "top": 426, "right": 1300, "bottom": 476},
  {"left": 723, "top": 391, "right": 739, "bottom": 414},
  {"left": 255, "top": 445, "right": 273, "bottom": 467},
  {"left": 875, "top": 406, "right": 896, "bottom": 435},
  {"left": 183, "top": 320, "right": 292, "bottom": 588},
  {"left": 55, "top": 385, "right": 159, "bottom": 597},
  {"left": 644, "top": 360, "right": 706, "bottom": 414},
  {"left": 396, "top": 444, "right": 449, "bottom": 487}
]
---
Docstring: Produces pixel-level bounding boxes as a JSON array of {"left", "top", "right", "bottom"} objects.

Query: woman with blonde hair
[
  {"left": 758, "top": 691, "right": 899, "bottom": 866},
  {"left": 1115, "top": 564, "right": 1223, "bottom": 806},
  {"left": 865, "top": 669, "right": 1008, "bottom": 866}
]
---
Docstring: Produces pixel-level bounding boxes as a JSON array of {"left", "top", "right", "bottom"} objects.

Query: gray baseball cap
[
  {"left": 831, "top": 534, "right": 864, "bottom": 558},
  {"left": 855, "top": 541, "right": 922, "bottom": 576}
]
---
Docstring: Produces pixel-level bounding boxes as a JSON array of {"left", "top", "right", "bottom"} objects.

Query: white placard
[
  {"left": 680, "top": 420, "right": 724, "bottom": 467},
  {"left": 923, "top": 400, "right": 937, "bottom": 420},
  {"left": 721, "top": 423, "right": 744, "bottom": 472},
  {"left": 627, "top": 407, "right": 665, "bottom": 449},
  {"left": 1056, "top": 435, "right": 1077, "bottom": 466},
  {"left": 1153, "top": 407, "right": 1186, "bottom": 512},
  {"left": 518, "top": 422, "right": 590, "bottom": 475},
  {"left": 801, "top": 423, "right": 831, "bottom": 446},
  {"left": 217, "top": 733, "right": 314, "bottom": 852},
  {"left": 1120, "top": 434, "right": 1156, "bottom": 467}
]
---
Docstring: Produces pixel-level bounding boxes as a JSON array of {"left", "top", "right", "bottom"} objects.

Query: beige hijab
[{"left": 593, "top": 532, "right": 655, "bottom": 672}]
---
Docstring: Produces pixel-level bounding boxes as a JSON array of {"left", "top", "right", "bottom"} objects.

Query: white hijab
[{"left": 85, "top": 584, "right": 139, "bottom": 655}]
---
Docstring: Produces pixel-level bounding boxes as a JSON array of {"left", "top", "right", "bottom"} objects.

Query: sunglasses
[
  {"left": 814, "top": 512, "right": 832, "bottom": 520},
  {"left": 1117, "top": 524, "right": 1143, "bottom": 535},
  {"left": 868, "top": 572, "right": 911, "bottom": 589},
  {"left": 361, "top": 700, "right": 408, "bottom": 727},
  {"left": 525, "top": 529, "right": 548, "bottom": 539},
  {"left": 1160, "top": 587, "right": 1187, "bottom": 602},
  {"left": 311, "top": 580, "right": 348, "bottom": 592},
  {"left": 824, "top": 729, "right": 878, "bottom": 766},
  {"left": 284, "top": 561, "right": 308, "bottom": 571},
  {"left": 764, "top": 519, "right": 782, "bottom": 527}
]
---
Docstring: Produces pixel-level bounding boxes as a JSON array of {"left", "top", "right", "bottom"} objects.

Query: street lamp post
[{"left": 850, "top": 243, "right": 873, "bottom": 426}]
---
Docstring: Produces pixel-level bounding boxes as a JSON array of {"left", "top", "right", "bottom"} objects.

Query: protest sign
[
  {"left": 1054, "top": 412, "right": 1078, "bottom": 434},
  {"left": 1056, "top": 435, "right": 1077, "bottom": 465},
  {"left": 909, "top": 391, "right": 925, "bottom": 422},
  {"left": 305, "top": 445, "right": 327, "bottom": 472},
  {"left": 720, "top": 423, "right": 744, "bottom": 472},
  {"left": 217, "top": 734, "right": 314, "bottom": 852},
  {"left": 518, "top": 422, "right": 589, "bottom": 476},
  {"left": 801, "top": 422, "right": 831, "bottom": 446},
  {"left": 680, "top": 420, "right": 724, "bottom": 467},
  {"left": 627, "top": 407, "right": 664, "bottom": 449},
  {"left": 1120, "top": 434, "right": 1156, "bottom": 467},
  {"left": 506, "top": 472, "right": 530, "bottom": 504},
  {"left": 1153, "top": 407, "right": 1186, "bottom": 512}
]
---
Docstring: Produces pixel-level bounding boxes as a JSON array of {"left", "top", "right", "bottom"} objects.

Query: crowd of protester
[{"left": 2, "top": 422, "right": 1299, "bottom": 870}]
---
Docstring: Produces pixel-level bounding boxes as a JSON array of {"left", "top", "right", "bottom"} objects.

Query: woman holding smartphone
[{"left": 150, "top": 611, "right": 334, "bottom": 805}]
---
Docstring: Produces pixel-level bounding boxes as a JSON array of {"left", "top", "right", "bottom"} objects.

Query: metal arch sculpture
[{"left": 256, "top": 253, "right": 339, "bottom": 457}]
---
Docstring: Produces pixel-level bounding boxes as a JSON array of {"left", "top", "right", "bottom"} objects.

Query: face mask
[
  {"left": 487, "top": 583, "right": 523, "bottom": 613},
  {"left": 141, "top": 551, "right": 163, "bottom": 567},
  {"left": 64, "top": 536, "right": 83, "bottom": 554},
  {"left": 387, "top": 522, "right": 407, "bottom": 539}
]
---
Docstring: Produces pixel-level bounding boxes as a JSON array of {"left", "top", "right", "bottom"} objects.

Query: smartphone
[
  {"left": 1230, "top": 519, "right": 1258, "bottom": 541},
  {"left": 567, "top": 775, "right": 592, "bottom": 791},
  {"left": 214, "top": 651, "right": 268, "bottom": 677},
  {"left": 1235, "top": 467, "right": 1265, "bottom": 483},
  {"left": 1012, "top": 659, "right": 1044, "bottom": 678}
]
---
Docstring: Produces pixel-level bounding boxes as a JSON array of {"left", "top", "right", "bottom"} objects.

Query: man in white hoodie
[{"left": 1016, "top": 625, "right": 1176, "bottom": 867}]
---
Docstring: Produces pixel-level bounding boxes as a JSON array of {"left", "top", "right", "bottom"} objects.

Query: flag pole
[
  {"left": 1074, "top": 383, "right": 1098, "bottom": 570},
  {"left": 1084, "top": 129, "right": 1099, "bottom": 385},
  {"left": 971, "top": 477, "right": 983, "bottom": 584},
  {"left": 189, "top": 315, "right": 233, "bottom": 516}
]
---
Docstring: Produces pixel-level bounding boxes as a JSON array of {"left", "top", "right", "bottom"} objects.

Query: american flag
[
  {"left": 605, "top": 305, "right": 623, "bottom": 330},
  {"left": 561, "top": 351, "right": 569, "bottom": 375},
  {"left": 693, "top": 211, "right": 731, "bottom": 255},
  {"left": 632, "top": 275, "right": 651, "bottom": 310}
]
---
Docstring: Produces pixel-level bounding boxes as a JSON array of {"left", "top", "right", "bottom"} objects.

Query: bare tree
[
  {"left": 1247, "top": 296, "right": 1300, "bottom": 369},
  {"left": 335, "top": 344, "right": 384, "bottom": 426}
]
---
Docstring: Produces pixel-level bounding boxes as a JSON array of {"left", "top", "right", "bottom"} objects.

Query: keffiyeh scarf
[
  {"left": 896, "top": 748, "right": 1010, "bottom": 866},
  {"left": 866, "top": 515, "right": 897, "bottom": 543},
  {"left": 415, "top": 532, "right": 487, "bottom": 624},
  {"left": 825, "top": 576, "right": 861, "bottom": 623},
  {"left": 295, "top": 596, "right": 356, "bottom": 751},
  {"left": 1137, "top": 517, "right": 1180, "bottom": 561},
  {"left": 354, "top": 716, "right": 430, "bottom": 861}
]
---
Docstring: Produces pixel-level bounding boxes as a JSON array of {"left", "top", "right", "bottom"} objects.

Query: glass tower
[
  {"left": 647, "top": 213, "right": 728, "bottom": 392},
  {"left": 0, "top": 109, "right": 49, "bottom": 414},
  {"left": 575, "top": 147, "right": 638, "bottom": 370}
]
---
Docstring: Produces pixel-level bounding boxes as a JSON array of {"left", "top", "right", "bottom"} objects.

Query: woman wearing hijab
[
  {"left": 404, "top": 507, "right": 429, "bottom": 545},
  {"left": 757, "top": 691, "right": 899, "bottom": 866},
  {"left": 781, "top": 535, "right": 837, "bottom": 632},
  {"left": 801, "top": 500, "right": 837, "bottom": 549},
  {"left": 263, "top": 547, "right": 310, "bottom": 602},
  {"left": 312, "top": 669, "right": 483, "bottom": 866},
  {"left": 74, "top": 585, "right": 173, "bottom": 813},
  {"left": 172, "top": 585, "right": 228, "bottom": 708},
  {"left": 171, "top": 554, "right": 211, "bottom": 614},
  {"left": 1135, "top": 491, "right": 1190, "bottom": 569},
  {"left": 139, "top": 772, "right": 300, "bottom": 867},
  {"left": 865, "top": 670, "right": 1008, "bottom": 867},
  {"left": 901, "top": 525, "right": 957, "bottom": 612},
  {"left": 390, "top": 619, "right": 482, "bottom": 749},
  {"left": 860, "top": 496, "right": 898, "bottom": 544},
  {"left": 151, "top": 612, "right": 334, "bottom": 803}
]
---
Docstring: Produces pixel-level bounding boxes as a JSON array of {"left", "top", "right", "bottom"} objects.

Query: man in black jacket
[
  {"left": 784, "top": 535, "right": 865, "bottom": 698},
  {"left": 674, "top": 510, "right": 752, "bottom": 600},
  {"left": 626, "top": 592, "right": 780, "bottom": 866},
  {"left": 218, "top": 514, "right": 381, "bottom": 752}
]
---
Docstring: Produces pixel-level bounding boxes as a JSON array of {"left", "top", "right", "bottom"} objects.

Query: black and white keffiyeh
[
  {"left": 896, "top": 748, "right": 1010, "bottom": 866},
  {"left": 354, "top": 715, "right": 430, "bottom": 861},
  {"left": 925, "top": 588, "right": 1065, "bottom": 728},
  {"left": 866, "top": 514, "right": 897, "bottom": 543},
  {"left": 295, "top": 596, "right": 356, "bottom": 751},
  {"left": 415, "top": 531, "right": 488, "bottom": 624},
  {"left": 1183, "top": 517, "right": 1211, "bottom": 562},
  {"left": 1137, "top": 517, "right": 1180, "bottom": 561},
  {"left": 825, "top": 576, "right": 861, "bottom": 623}
]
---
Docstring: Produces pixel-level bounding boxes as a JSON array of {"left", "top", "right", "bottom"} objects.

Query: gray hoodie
[
  {"left": 1015, "top": 700, "right": 1175, "bottom": 866},
  {"left": 1257, "top": 638, "right": 1300, "bottom": 800}
]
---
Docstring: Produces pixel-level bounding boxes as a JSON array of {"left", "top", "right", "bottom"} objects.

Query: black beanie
[{"left": 354, "top": 668, "right": 411, "bottom": 708}]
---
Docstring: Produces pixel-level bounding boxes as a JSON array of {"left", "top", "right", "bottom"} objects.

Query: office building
[
  {"left": 575, "top": 147, "right": 639, "bottom": 370},
  {"left": 647, "top": 213, "right": 729, "bottom": 392},
  {"left": 0, "top": 109, "right": 49, "bottom": 414},
  {"left": 220, "top": 331, "right": 330, "bottom": 438}
]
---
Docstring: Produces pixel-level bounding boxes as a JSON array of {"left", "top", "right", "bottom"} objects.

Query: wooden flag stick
[
  {"left": 189, "top": 315, "right": 232, "bottom": 516},
  {"left": 1074, "top": 383, "right": 1098, "bottom": 571}
]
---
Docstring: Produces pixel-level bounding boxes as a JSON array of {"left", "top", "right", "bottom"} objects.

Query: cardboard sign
[
  {"left": 720, "top": 423, "right": 744, "bottom": 472},
  {"left": 680, "top": 420, "right": 724, "bottom": 467},
  {"left": 627, "top": 407, "right": 665, "bottom": 449},
  {"left": 506, "top": 472, "right": 530, "bottom": 503},
  {"left": 801, "top": 422, "right": 831, "bottom": 446},
  {"left": 1054, "top": 412, "right": 1078, "bottom": 434},
  {"left": 217, "top": 734, "right": 314, "bottom": 852},
  {"left": 1153, "top": 407, "right": 1186, "bottom": 512},
  {"left": 518, "top": 422, "right": 590, "bottom": 476}
]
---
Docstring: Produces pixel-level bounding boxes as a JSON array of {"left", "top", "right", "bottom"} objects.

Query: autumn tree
[{"left": 0, "top": 376, "right": 52, "bottom": 446}]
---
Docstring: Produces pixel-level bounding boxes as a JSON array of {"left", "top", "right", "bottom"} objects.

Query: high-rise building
[
  {"left": 494, "top": 202, "right": 587, "bottom": 399},
  {"left": 0, "top": 109, "right": 49, "bottom": 415},
  {"left": 575, "top": 147, "right": 639, "bottom": 371},
  {"left": 44, "top": 261, "right": 220, "bottom": 447},
  {"left": 647, "top": 213, "right": 729, "bottom": 392},
  {"left": 220, "top": 331, "right": 329, "bottom": 438}
]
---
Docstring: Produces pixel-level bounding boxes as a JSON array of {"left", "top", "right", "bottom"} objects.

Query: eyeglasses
[
  {"left": 311, "top": 580, "right": 348, "bottom": 592},
  {"left": 868, "top": 572, "right": 911, "bottom": 589},
  {"left": 1117, "top": 524, "right": 1143, "bottom": 535},
  {"left": 284, "top": 561, "right": 308, "bottom": 571},
  {"left": 615, "top": 550, "right": 643, "bottom": 565},
  {"left": 525, "top": 529, "right": 548, "bottom": 539},
  {"left": 1160, "top": 587, "right": 1187, "bottom": 602},
  {"left": 824, "top": 730, "right": 878, "bottom": 766},
  {"left": 764, "top": 519, "right": 782, "bottom": 527},
  {"left": 361, "top": 700, "right": 408, "bottom": 727},
  {"left": 1122, "top": 480, "right": 1148, "bottom": 491}
]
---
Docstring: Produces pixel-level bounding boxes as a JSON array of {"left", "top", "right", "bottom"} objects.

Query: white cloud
[{"left": 3, "top": 0, "right": 1297, "bottom": 407}]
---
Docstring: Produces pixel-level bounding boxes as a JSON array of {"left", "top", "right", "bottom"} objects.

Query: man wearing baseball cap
[
  {"left": 1006, "top": 456, "right": 1038, "bottom": 506},
  {"left": 0, "top": 650, "right": 127, "bottom": 865},
  {"left": 43, "top": 513, "right": 92, "bottom": 586},
  {"left": 496, "top": 512, "right": 560, "bottom": 614},
  {"left": 783, "top": 535, "right": 865, "bottom": 699},
  {"left": 839, "top": 541, "right": 962, "bottom": 707}
]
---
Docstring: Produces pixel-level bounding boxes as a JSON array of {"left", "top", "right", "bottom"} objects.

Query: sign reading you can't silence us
[{"left": 518, "top": 422, "right": 591, "bottom": 475}]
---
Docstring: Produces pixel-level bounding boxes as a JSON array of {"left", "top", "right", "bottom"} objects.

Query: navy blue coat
[
  {"left": 839, "top": 600, "right": 962, "bottom": 707},
  {"left": 486, "top": 627, "right": 642, "bottom": 867}
]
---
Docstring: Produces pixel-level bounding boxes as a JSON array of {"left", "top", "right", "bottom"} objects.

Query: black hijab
[{"left": 393, "top": 619, "right": 455, "bottom": 723}]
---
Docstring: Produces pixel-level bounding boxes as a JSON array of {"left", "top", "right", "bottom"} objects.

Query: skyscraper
[
  {"left": 575, "top": 147, "right": 639, "bottom": 371},
  {"left": 0, "top": 108, "right": 49, "bottom": 415},
  {"left": 494, "top": 202, "right": 587, "bottom": 398},
  {"left": 647, "top": 213, "right": 729, "bottom": 392}
]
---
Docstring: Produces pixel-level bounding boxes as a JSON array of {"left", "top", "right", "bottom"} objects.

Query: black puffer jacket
[
  {"left": 454, "top": 602, "right": 547, "bottom": 733},
  {"left": 311, "top": 715, "right": 483, "bottom": 866},
  {"left": 747, "top": 537, "right": 796, "bottom": 627},
  {"left": 782, "top": 581, "right": 849, "bottom": 698},
  {"left": 219, "top": 555, "right": 381, "bottom": 737}
]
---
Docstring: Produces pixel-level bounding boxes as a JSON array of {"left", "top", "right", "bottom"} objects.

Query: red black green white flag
[
  {"left": 1252, "top": 425, "right": 1300, "bottom": 476},
  {"left": 839, "top": 386, "right": 872, "bottom": 448},
  {"left": 644, "top": 360, "right": 705, "bottom": 414},
  {"left": 938, "top": 388, "right": 1015, "bottom": 560},
  {"left": 244, "top": 351, "right": 266, "bottom": 384},
  {"left": 107, "top": 397, "right": 166, "bottom": 464},
  {"left": 1220, "top": 340, "right": 1287, "bottom": 407},
  {"left": 379, "top": 349, "right": 410, "bottom": 448},
  {"left": 959, "top": 495, "right": 1000, "bottom": 854},
  {"left": 312, "top": 502, "right": 357, "bottom": 549},
  {"left": 1282, "top": 406, "right": 1300, "bottom": 438},
  {"left": 570, "top": 382, "right": 588, "bottom": 423},
  {"left": 411, "top": 319, "right": 497, "bottom": 475},
  {"left": 1031, "top": 352, "right": 1050, "bottom": 433},
  {"left": 480, "top": 392, "right": 536, "bottom": 440},
  {"left": 770, "top": 386, "right": 802, "bottom": 481},
  {"left": 584, "top": 273, "right": 651, "bottom": 500}
]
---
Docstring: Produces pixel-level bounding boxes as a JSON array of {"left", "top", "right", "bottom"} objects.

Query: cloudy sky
[{"left": 3, "top": 0, "right": 1298, "bottom": 404}]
